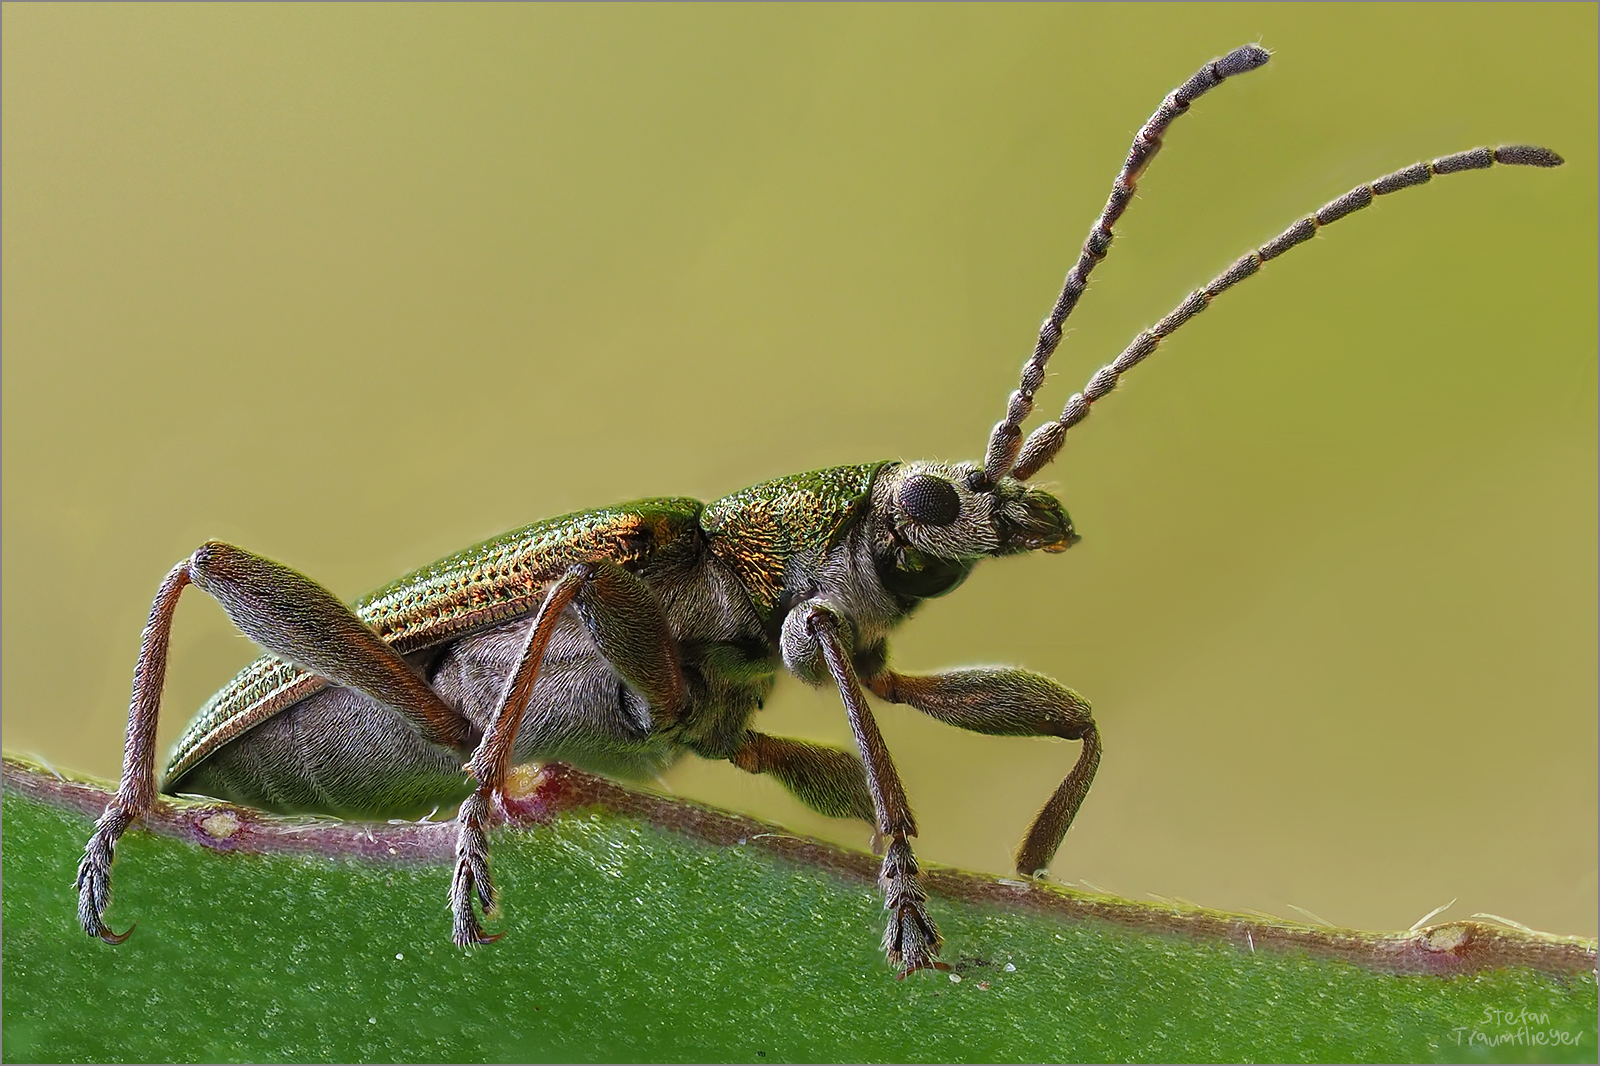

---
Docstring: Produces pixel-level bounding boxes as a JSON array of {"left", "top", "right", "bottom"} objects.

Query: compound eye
[{"left": 897, "top": 475, "right": 961, "bottom": 526}]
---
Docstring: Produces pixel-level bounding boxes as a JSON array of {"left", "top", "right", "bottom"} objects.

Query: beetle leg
[
  {"left": 76, "top": 560, "right": 190, "bottom": 943},
  {"left": 184, "top": 541, "right": 473, "bottom": 748},
  {"left": 568, "top": 560, "right": 686, "bottom": 731},
  {"left": 78, "top": 541, "right": 477, "bottom": 944},
  {"left": 801, "top": 603, "right": 945, "bottom": 977},
  {"left": 729, "top": 732, "right": 875, "bottom": 824},
  {"left": 866, "top": 667, "right": 1101, "bottom": 878},
  {"left": 452, "top": 560, "right": 685, "bottom": 947},
  {"left": 450, "top": 569, "right": 583, "bottom": 947}
]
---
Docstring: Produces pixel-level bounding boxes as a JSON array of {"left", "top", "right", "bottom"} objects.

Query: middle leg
[
  {"left": 451, "top": 559, "right": 686, "bottom": 946},
  {"left": 729, "top": 731, "right": 875, "bottom": 824}
]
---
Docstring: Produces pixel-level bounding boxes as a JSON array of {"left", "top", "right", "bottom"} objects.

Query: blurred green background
[{"left": 4, "top": 2, "right": 1594, "bottom": 941}]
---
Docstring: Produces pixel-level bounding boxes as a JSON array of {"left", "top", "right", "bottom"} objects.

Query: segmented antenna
[
  {"left": 974, "top": 43, "right": 1272, "bottom": 491},
  {"left": 1009, "top": 144, "right": 1564, "bottom": 481}
]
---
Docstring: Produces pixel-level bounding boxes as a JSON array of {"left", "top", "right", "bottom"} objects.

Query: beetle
[{"left": 76, "top": 44, "right": 1563, "bottom": 975}]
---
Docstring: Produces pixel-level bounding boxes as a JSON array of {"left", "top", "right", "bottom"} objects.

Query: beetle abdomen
[
  {"left": 167, "top": 686, "right": 474, "bottom": 819},
  {"left": 426, "top": 614, "right": 684, "bottom": 781},
  {"left": 162, "top": 497, "right": 713, "bottom": 795}
]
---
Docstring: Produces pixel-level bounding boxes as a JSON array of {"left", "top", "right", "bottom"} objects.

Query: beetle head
[{"left": 870, "top": 460, "right": 1076, "bottom": 601}]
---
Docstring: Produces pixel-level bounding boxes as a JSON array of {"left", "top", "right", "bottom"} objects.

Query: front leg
[
  {"left": 866, "top": 666, "right": 1101, "bottom": 878},
  {"left": 787, "top": 601, "right": 944, "bottom": 976}
]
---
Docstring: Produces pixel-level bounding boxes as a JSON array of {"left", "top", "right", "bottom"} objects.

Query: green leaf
[{"left": 4, "top": 755, "right": 1594, "bottom": 1064}]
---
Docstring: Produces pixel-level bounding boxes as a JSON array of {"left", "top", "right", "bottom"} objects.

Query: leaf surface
[{"left": 4, "top": 756, "right": 1594, "bottom": 1064}]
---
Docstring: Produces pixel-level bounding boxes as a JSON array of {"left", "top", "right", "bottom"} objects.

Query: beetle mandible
[{"left": 76, "top": 44, "right": 1563, "bottom": 975}]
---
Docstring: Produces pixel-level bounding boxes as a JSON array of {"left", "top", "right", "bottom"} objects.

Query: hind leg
[{"left": 78, "top": 542, "right": 475, "bottom": 943}]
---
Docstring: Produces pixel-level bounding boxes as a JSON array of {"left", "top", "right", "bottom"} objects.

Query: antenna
[
  {"left": 1010, "top": 144, "right": 1563, "bottom": 480},
  {"left": 973, "top": 43, "right": 1272, "bottom": 491}
]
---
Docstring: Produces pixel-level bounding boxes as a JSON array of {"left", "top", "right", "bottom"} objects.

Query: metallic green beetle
[{"left": 76, "top": 44, "right": 1563, "bottom": 974}]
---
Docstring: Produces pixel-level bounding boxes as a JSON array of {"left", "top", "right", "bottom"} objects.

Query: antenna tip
[
  {"left": 1493, "top": 145, "right": 1564, "bottom": 168},
  {"left": 1218, "top": 44, "right": 1272, "bottom": 78}
]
